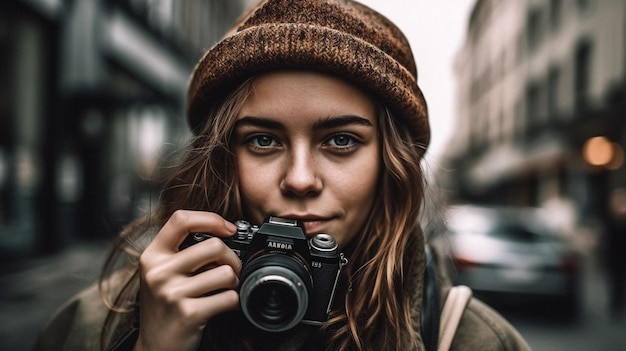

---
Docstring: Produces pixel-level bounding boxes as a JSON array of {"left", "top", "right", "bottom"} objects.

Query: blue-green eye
[
  {"left": 326, "top": 134, "right": 358, "bottom": 149},
  {"left": 249, "top": 135, "right": 280, "bottom": 148}
]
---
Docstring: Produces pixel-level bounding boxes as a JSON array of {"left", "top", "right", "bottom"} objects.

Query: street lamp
[{"left": 583, "top": 136, "right": 624, "bottom": 170}]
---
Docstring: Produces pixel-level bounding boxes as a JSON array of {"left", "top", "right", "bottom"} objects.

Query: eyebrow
[
  {"left": 235, "top": 116, "right": 285, "bottom": 130},
  {"left": 313, "top": 115, "right": 373, "bottom": 130},
  {"left": 235, "top": 115, "right": 373, "bottom": 131}
]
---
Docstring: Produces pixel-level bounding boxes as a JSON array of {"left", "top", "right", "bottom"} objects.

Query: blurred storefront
[
  {"left": 441, "top": 0, "right": 626, "bottom": 235},
  {"left": 0, "top": 0, "right": 247, "bottom": 258}
]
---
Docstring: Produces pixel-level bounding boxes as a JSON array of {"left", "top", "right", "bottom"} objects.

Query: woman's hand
[{"left": 133, "top": 210, "right": 241, "bottom": 351}]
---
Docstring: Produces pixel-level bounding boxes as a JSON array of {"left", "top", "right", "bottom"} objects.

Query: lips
[
  {"left": 300, "top": 220, "right": 328, "bottom": 235},
  {"left": 276, "top": 214, "right": 333, "bottom": 235}
]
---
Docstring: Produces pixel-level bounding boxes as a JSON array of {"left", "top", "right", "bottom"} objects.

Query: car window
[{"left": 487, "top": 223, "right": 557, "bottom": 243}]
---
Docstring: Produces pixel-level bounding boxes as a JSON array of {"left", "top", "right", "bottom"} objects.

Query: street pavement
[
  {"left": 502, "top": 252, "right": 626, "bottom": 351},
  {"left": 0, "top": 241, "right": 111, "bottom": 351},
  {"left": 1, "top": 240, "right": 625, "bottom": 351}
]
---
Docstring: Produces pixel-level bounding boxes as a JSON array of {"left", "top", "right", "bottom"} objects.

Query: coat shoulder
[
  {"left": 35, "top": 283, "right": 108, "bottom": 351},
  {"left": 451, "top": 297, "right": 532, "bottom": 351}
]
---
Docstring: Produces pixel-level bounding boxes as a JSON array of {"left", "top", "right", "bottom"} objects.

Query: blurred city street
[
  {"left": 1, "top": 0, "right": 626, "bottom": 350},
  {"left": 498, "top": 251, "right": 626, "bottom": 351},
  {"left": 0, "top": 241, "right": 110, "bottom": 351},
  {"left": 1, "top": 240, "right": 625, "bottom": 351}
]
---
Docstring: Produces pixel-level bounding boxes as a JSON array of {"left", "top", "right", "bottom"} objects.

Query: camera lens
[
  {"left": 240, "top": 254, "right": 313, "bottom": 332},
  {"left": 246, "top": 276, "right": 299, "bottom": 326}
]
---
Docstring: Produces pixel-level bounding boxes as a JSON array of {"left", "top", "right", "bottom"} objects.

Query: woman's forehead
[{"left": 239, "top": 70, "right": 376, "bottom": 120}]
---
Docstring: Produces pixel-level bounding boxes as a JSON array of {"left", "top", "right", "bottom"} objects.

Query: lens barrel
[{"left": 239, "top": 253, "right": 313, "bottom": 332}]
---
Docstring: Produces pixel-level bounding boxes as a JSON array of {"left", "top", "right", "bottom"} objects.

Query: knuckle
[
  {"left": 216, "top": 265, "right": 239, "bottom": 287},
  {"left": 162, "top": 284, "right": 186, "bottom": 304},
  {"left": 178, "top": 300, "right": 202, "bottom": 323},
  {"left": 139, "top": 250, "right": 156, "bottom": 269},
  {"left": 204, "top": 237, "right": 226, "bottom": 251},
  {"left": 201, "top": 237, "right": 232, "bottom": 258},
  {"left": 142, "top": 264, "right": 169, "bottom": 287},
  {"left": 169, "top": 210, "right": 191, "bottom": 227},
  {"left": 213, "top": 265, "right": 239, "bottom": 288},
  {"left": 158, "top": 287, "right": 181, "bottom": 306},
  {"left": 221, "top": 289, "right": 240, "bottom": 308}
]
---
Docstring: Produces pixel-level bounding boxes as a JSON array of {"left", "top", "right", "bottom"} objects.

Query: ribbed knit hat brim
[{"left": 187, "top": 0, "right": 430, "bottom": 152}]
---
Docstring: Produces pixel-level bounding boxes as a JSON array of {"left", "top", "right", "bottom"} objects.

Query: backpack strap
[
  {"left": 420, "top": 246, "right": 441, "bottom": 351},
  {"left": 437, "top": 285, "right": 472, "bottom": 351}
]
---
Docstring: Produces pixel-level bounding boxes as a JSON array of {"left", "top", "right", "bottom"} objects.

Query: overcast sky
[{"left": 355, "top": 0, "right": 476, "bottom": 166}]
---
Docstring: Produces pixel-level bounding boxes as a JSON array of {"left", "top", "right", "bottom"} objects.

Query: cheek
[
  {"left": 237, "top": 158, "right": 276, "bottom": 217},
  {"left": 346, "top": 154, "right": 380, "bottom": 198},
  {"left": 333, "top": 154, "right": 380, "bottom": 219},
  {"left": 335, "top": 171, "right": 377, "bottom": 204},
  {"left": 333, "top": 173, "right": 379, "bottom": 248}
]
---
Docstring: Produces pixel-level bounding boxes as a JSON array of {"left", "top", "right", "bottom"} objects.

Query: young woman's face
[{"left": 234, "top": 71, "right": 380, "bottom": 248}]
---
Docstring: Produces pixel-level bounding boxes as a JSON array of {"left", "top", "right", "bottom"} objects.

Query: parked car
[{"left": 435, "top": 205, "right": 580, "bottom": 314}]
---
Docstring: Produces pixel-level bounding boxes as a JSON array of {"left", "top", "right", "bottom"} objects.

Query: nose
[{"left": 280, "top": 147, "right": 322, "bottom": 197}]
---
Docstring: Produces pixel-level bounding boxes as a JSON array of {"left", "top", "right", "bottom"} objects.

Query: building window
[
  {"left": 515, "top": 99, "right": 525, "bottom": 143},
  {"left": 574, "top": 41, "right": 592, "bottom": 114},
  {"left": 548, "top": 67, "right": 560, "bottom": 119},
  {"left": 550, "top": 0, "right": 562, "bottom": 30},
  {"left": 526, "top": 80, "right": 548, "bottom": 138},
  {"left": 526, "top": 83, "right": 540, "bottom": 135},
  {"left": 527, "top": 8, "right": 543, "bottom": 51},
  {"left": 496, "top": 109, "right": 505, "bottom": 144}
]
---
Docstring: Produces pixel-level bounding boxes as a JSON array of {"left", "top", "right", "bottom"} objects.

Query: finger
[
  {"left": 179, "top": 290, "right": 240, "bottom": 325},
  {"left": 174, "top": 237, "right": 243, "bottom": 274},
  {"left": 152, "top": 210, "right": 237, "bottom": 252},
  {"left": 174, "top": 264, "right": 240, "bottom": 298}
]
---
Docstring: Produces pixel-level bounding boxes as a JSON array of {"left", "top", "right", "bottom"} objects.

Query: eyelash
[
  {"left": 248, "top": 135, "right": 280, "bottom": 149},
  {"left": 245, "top": 133, "right": 360, "bottom": 152},
  {"left": 324, "top": 133, "right": 360, "bottom": 151}
]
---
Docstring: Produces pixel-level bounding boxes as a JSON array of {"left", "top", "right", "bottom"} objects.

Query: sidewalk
[{"left": 0, "top": 241, "right": 111, "bottom": 351}]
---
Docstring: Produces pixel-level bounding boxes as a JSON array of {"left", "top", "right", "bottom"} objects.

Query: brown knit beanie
[{"left": 187, "top": 0, "right": 430, "bottom": 152}]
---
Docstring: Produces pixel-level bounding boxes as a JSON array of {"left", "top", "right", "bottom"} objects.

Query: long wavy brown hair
[{"left": 99, "top": 75, "right": 428, "bottom": 351}]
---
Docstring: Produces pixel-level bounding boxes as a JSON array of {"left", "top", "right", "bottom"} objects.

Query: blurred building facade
[
  {"left": 443, "top": 0, "right": 626, "bottom": 231},
  {"left": 0, "top": 0, "right": 248, "bottom": 257}
]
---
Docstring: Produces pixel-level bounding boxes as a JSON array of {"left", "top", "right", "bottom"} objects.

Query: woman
[{"left": 36, "top": 0, "right": 531, "bottom": 350}]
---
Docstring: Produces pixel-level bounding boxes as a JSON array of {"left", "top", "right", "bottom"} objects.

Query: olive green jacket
[{"left": 35, "top": 252, "right": 531, "bottom": 351}]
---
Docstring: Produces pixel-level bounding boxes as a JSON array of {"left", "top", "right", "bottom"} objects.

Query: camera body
[{"left": 179, "top": 216, "right": 346, "bottom": 332}]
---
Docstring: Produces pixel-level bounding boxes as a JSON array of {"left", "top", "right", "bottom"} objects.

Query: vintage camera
[{"left": 179, "top": 216, "right": 346, "bottom": 332}]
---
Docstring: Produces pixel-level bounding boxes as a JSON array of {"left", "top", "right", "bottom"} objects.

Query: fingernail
[{"left": 224, "top": 220, "right": 237, "bottom": 233}]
